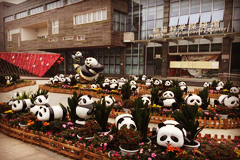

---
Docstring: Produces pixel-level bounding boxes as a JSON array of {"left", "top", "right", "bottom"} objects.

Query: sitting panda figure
[
  {"left": 141, "top": 95, "right": 151, "bottom": 106},
  {"left": 153, "top": 79, "right": 162, "bottom": 87},
  {"left": 179, "top": 81, "right": 187, "bottom": 93},
  {"left": 145, "top": 79, "right": 152, "bottom": 88},
  {"left": 216, "top": 81, "right": 225, "bottom": 91},
  {"left": 156, "top": 120, "right": 187, "bottom": 148},
  {"left": 110, "top": 79, "right": 118, "bottom": 90},
  {"left": 115, "top": 114, "right": 137, "bottom": 130},
  {"left": 130, "top": 80, "right": 138, "bottom": 93},
  {"left": 101, "top": 95, "right": 116, "bottom": 107},
  {"left": 102, "top": 78, "right": 110, "bottom": 90},
  {"left": 90, "top": 84, "right": 100, "bottom": 90},
  {"left": 5, "top": 76, "right": 12, "bottom": 85},
  {"left": 11, "top": 99, "right": 33, "bottom": 112},
  {"left": 30, "top": 95, "right": 49, "bottom": 114},
  {"left": 36, "top": 105, "right": 67, "bottom": 122},
  {"left": 73, "top": 57, "right": 104, "bottom": 81},
  {"left": 164, "top": 80, "right": 172, "bottom": 88},
  {"left": 76, "top": 95, "right": 95, "bottom": 125},
  {"left": 184, "top": 94, "right": 202, "bottom": 107},
  {"left": 214, "top": 95, "right": 239, "bottom": 108},
  {"left": 141, "top": 75, "right": 147, "bottom": 81},
  {"left": 118, "top": 77, "right": 126, "bottom": 90},
  {"left": 9, "top": 92, "right": 22, "bottom": 105},
  {"left": 203, "top": 82, "right": 211, "bottom": 88},
  {"left": 230, "top": 87, "right": 239, "bottom": 94},
  {"left": 72, "top": 51, "right": 83, "bottom": 62},
  {"left": 133, "top": 76, "right": 139, "bottom": 81},
  {"left": 159, "top": 91, "right": 178, "bottom": 110}
]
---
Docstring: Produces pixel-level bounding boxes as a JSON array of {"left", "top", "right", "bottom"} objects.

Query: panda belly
[
  {"left": 163, "top": 99, "right": 176, "bottom": 107},
  {"left": 52, "top": 106, "right": 64, "bottom": 120},
  {"left": 76, "top": 106, "right": 92, "bottom": 119}
]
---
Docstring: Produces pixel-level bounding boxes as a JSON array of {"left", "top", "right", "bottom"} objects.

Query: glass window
[
  {"left": 109, "top": 65, "right": 115, "bottom": 74},
  {"left": 234, "top": 0, "right": 240, "bottom": 7},
  {"left": 110, "top": 56, "right": 114, "bottom": 65},
  {"left": 199, "top": 44, "right": 210, "bottom": 52},
  {"left": 190, "top": 0, "right": 200, "bottom": 14},
  {"left": 179, "top": 45, "right": 187, "bottom": 52},
  {"left": 189, "top": 45, "right": 198, "bottom": 52},
  {"left": 234, "top": 7, "right": 240, "bottom": 20},
  {"left": 52, "top": 20, "right": 59, "bottom": 34},
  {"left": 180, "top": 0, "right": 189, "bottom": 15},
  {"left": 83, "top": 13, "right": 87, "bottom": 23},
  {"left": 125, "top": 65, "right": 132, "bottom": 75},
  {"left": 156, "top": 5, "right": 163, "bottom": 19},
  {"left": 132, "top": 65, "right": 138, "bottom": 74},
  {"left": 212, "top": 10, "right": 224, "bottom": 21},
  {"left": 102, "top": 9, "right": 107, "bottom": 20},
  {"left": 178, "top": 15, "right": 189, "bottom": 25},
  {"left": 189, "top": 13, "right": 199, "bottom": 23},
  {"left": 201, "top": 0, "right": 212, "bottom": 12},
  {"left": 104, "top": 65, "right": 109, "bottom": 73},
  {"left": 126, "top": 56, "right": 132, "bottom": 64},
  {"left": 211, "top": 43, "right": 222, "bottom": 51},
  {"left": 156, "top": 0, "right": 164, "bottom": 5},
  {"left": 200, "top": 12, "right": 211, "bottom": 22},
  {"left": 169, "top": 17, "right": 179, "bottom": 26},
  {"left": 148, "top": 20, "right": 154, "bottom": 30},
  {"left": 156, "top": 19, "right": 163, "bottom": 28},
  {"left": 93, "top": 11, "right": 97, "bottom": 21},
  {"left": 213, "top": 0, "right": 225, "bottom": 10},
  {"left": 170, "top": 2, "right": 179, "bottom": 17},
  {"left": 233, "top": 20, "right": 240, "bottom": 32},
  {"left": 88, "top": 13, "right": 92, "bottom": 22},
  {"left": 148, "top": 7, "right": 155, "bottom": 20},
  {"left": 115, "top": 65, "right": 120, "bottom": 74},
  {"left": 169, "top": 46, "right": 177, "bottom": 53},
  {"left": 116, "top": 57, "right": 120, "bottom": 64}
]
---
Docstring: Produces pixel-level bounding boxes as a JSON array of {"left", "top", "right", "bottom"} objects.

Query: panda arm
[{"left": 90, "top": 63, "right": 104, "bottom": 73}]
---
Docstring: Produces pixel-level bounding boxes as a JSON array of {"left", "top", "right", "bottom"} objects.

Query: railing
[
  {"left": 218, "top": 73, "right": 240, "bottom": 86},
  {"left": 109, "top": 109, "right": 240, "bottom": 129}
]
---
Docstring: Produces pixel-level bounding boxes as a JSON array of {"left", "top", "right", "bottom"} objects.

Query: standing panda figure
[
  {"left": 36, "top": 105, "right": 67, "bottom": 122},
  {"left": 115, "top": 114, "right": 137, "bottom": 130},
  {"left": 75, "top": 95, "right": 95, "bottom": 125},
  {"left": 11, "top": 99, "right": 33, "bottom": 112},
  {"left": 110, "top": 79, "right": 118, "bottom": 90},
  {"left": 141, "top": 95, "right": 151, "bottom": 106},
  {"left": 214, "top": 95, "right": 239, "bottom": 108},
  {"left": 153, "top": 79, "right": 162, "bottom": 87},
  {"left": 203, "top": 82, "right": 210, "bottom": 88},
  {"left": 30, "top": 95, "right": 49, "bottom": 114},
  {"left": 118, "top": 77, "right": 126, "bottom": 90},
  {"left": 156, "top": 120, "right": 187, "bottom": 148},
  {"left": 184, "top": 94, "right": 202, "bottom": 107},
  {"left": 164, "top": 80, "right": 172, "bottom": 88},
  {"left": 159, "top": 91, "right": 178, "bottom": 110},
  {"left": 179, "top": 81, "right": 187, "bottom": 93},
  {"left": 101, "top": 95, "right": 116, "bottom": 107},
  {"left": 141, "top": 75, "right": 147, "bottom": 81},
  {"left": 216, "top": 81, "right": 225, "bottom": 91},
  {"left": 130, "top": 80, "right": 138, "bottom": 93},
  {"left": 73, "top": 57, "right": 104, "bottom": 82},
  {"left": 102, "top": 78, "right": 110, "bottom": 90},
  {"left": 145, "top": 79, "right": 152, "bottom": 88}
]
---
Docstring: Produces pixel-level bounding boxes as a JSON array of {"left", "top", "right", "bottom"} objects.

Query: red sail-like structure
[{"left": 0, "top": 52, "right": 60, "bottom": 77}]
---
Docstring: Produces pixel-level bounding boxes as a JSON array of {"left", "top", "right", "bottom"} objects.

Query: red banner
[{"left": 0, "top": 52, "right": 60, "bottom": 77}]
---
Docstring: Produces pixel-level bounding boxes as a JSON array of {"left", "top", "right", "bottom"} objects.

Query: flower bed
[{"left": 0, "top": 80, "right": 36, "bottom": 92}]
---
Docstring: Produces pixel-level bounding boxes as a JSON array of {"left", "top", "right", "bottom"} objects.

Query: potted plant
[
  {"left": 94, "top": 98, "right": 114, "bottom": 132},
  {"left": 172, "top": 104, "right": 204, "bottom": 148},
  {"left": 131, "top": 97, "right": 151, "bottom": 143},
  {"left": 198, "top": 87, "right": 210, "bottom": 110},
  {"left": 76, "top": 119, "right": 101, "bottom": 139},
  {"left": 117, "top": 126, "right": 142, "bottom": 156},
  {"left": 215, "top": 105, "right": 231, "bottom": 119},
  {"left": 172, "top": 86, "right": 184, "bottom": 105},
  {"left": 121, "top": 81, "right": 131, "bottom": 101}
]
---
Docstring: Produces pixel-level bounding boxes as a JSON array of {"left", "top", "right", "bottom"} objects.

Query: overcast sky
[{"left": 0, "top": 0, "right": 26, "bottom": 4}]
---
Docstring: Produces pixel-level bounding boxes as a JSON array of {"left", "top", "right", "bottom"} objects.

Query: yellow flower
[
  {"left": 4, "top": 110, "right": 13, "bottom": 114},
  {"left": 223, "top": 89, "right": 228, "bottom": 92},
  {"left": 152, "top": 104, "right": 156, "bottom": 108},
  {"left": 235, "top": 149, "right": 240, "bottom": 157},
  {"left": 157, "top": 105, "right": 161, "bottom": 108},
  {"left": 111, "top": 90, "right": 118, "bottom": 93}
]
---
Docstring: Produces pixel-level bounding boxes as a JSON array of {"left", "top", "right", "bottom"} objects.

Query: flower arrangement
[
  {"left": 0, "top": 102, "right": 11, "bottom": 114},
  {"left": 117, "top": 126, "right": 142, "bottom": 150},
  {"left": 197, "top": 108, "right": 220, "bottom": 120},
  {"left": 215, "top": 105, "right": 232, "bottom": 115},
  {"left": 77, "top": 119, "right": 101, "bottom": 138}
]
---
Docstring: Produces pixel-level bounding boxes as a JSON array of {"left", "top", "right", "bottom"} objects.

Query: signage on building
[{"left": 149, "top": 20, "right": 226, "bottom": 38}]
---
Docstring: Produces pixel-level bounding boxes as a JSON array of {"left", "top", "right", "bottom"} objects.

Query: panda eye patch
[
  {"left": 38, "top": 98, "right": 42, "bottom": 103},
  {"left": 39, "top": 112, "right": 42, "bottom": 117},
  {"left": 231, "top": 101, "right": 235, "bottom": 104},
  {"left": 197, "top": 100, "right": 200, "bottom": 103},
  {"left": 44, "top": 108, "right": 47, "bottom": 112},
  {"left": 14, "top": 104, "right": 16, "bottom": 108},
  {"left": 160, "top": 135, "right": 167, "bottom": 141},
  {"left": 83, "top": 99, "right": 86, "bottom": 103},
  {"left": 190, "top": 99, "right": 194, "bottom": 103},
  {"left": 171, "top": 136, "right": 179, "bottom": 142}
]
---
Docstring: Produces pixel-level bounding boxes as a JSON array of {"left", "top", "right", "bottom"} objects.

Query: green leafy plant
[
  {"left": 117, "top": 126, "right": 142, "bottom": 150},
  {"left": 30, "top": 88, "right": 49, "bottom": 103},
  {"left": 172, "top": 104, "right": 204, "bottom": 145},
  {"left": 198, "top": 87, "right": 210, "bottom": 110},
  {"left": 121, "top": 81, "right": 131, "bottom": 101},
  {"left": 131, "top": 97, "right": 151, "bottom": 142},
  {"left": 151, "top": 86, "right": 160, "bottom": 105},
  {"left": 211, "top": 80, "right": 218, "bottom": 88},
  {"left": 94, "top": 98, "right": 114, "bottom": 132},
  {"left": 65, "top": 91, "right": 81, "bottom": 123},
  {"left": 70, "top": 76, "right": 78, "bottom": 86},
  {"left": 172, "top": 86, "right": 184, "bottom": 105},
  {"left": 224, "top": 80, "right": 233, "bottom": 90}
]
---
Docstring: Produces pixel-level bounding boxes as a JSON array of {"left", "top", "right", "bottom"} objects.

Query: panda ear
[
  {"left": 88, "top": 95, "right": 92, "bottom": 99},
  {"left": 102, "top": 96, "right": 104, "bottom": 99},
  {"left": 158, "top": 123, "right": 166, "bottom": 129},
  {"left": 45, "top": 95, "right": 48, "bottom": 99},
  {"left": 109, "top": 95, "right": 113, "bottom": 99},
  {"left": 189, "top": 94, "right": 193, "bottom": 97},
  {"left": 175, "top": 124, "right": 186, "bottom": 136},
  {"left": 118, "top": 118, "right": 124, "bottom": 124},
  {"left": 147, "top": 96, "right": 151, "bottom": 99}
]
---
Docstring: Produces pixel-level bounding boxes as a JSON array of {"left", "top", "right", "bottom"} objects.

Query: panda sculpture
[
  {"left": 75, "top": 95, "right": 95, "bottom": 125},
  {"left": 115, "top": 114, "right": 137, "bottom": 130},
  {"left": 159, "top": 91, "right": 178, "bottom": 110},
  {"left": 153, "top": 79, "right": 162, "bottom": 87},
  {"left": 110, "top": 79, "right": 118, "bottom": 90},
  {"left": 216, "top": 81, "right": 225, "bottom": 91},
  {"left": 72, "top": 51, "right": 83, "bottom": 61},
  {"left": 203, "top": 82, "right": 210, "bottom": 88},
  {"left": 184, "top": 94, "right": 202, "bottom": 107},
  {"left": 5, "top": 76, "right": 12, "bottom": 85},
  {"left": 101, "top": 95, "right": 116, "bottom": 107},
  {"left": 130, "top": 80, "right": 138, "bottom": 93},
  {"left": 102, "top": 78, "right": 110, "bottom": 90},
  {"left": 11, "top": 99, "right": 33, "bottom": 112},
  {"left": 73, "top": 57, "right": 104, "bottom": 82},
  {"left": 156, "top": 120, "right": 187, "bottom": 148},
  {"left": 179, "top": 81, "right": 187, "bottom": 93},
  {"left": 214, "top": 95, "right": 239, "bottom": 108},
  {"left": 36, "top": 104, "right": 67, "bottom": 122},
  {"left": 164, "top": 80, "right": 172, "bottom": 88},
  {"left": 230, "top": 87, "right": 239, "bottom": 94},
  {"left": 141, "top": 75, "right": 147, "bottom": 81},
  {"left": 145, "top": 79, "right": 152, "bottom": 87},
  {"left": 9, "top": 91, "right": 22, "bottom": 105},
  {"left": 118, "top": 77, "right": 126, "bottom": 90},
  {"left": 30, "top": 95, "right": 49, "bottom": 114},
  {"left": 141, "top": 95, "right": 151, "bottom": 106},
  {"left": 75, "top": 74, "right": 80, "bottom": 81},
  {"left": 90, "top": 84, "right": 100, "bottom": 90},
  {"left": 134, "top": 76, "right": 139, "bottom": 81}
]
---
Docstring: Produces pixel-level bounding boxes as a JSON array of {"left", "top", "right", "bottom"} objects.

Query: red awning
[{"left": 0, "top": 52, "right": 60, "bottom": 77}]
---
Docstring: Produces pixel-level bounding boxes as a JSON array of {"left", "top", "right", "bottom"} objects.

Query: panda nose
[{"left": 167, "top": 141, "right": 170, "bottom": 144}]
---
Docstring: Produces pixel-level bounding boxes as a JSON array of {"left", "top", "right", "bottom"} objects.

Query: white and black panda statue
[
  {"left": 8, "top": 91, "right": 22, "bottom": 105},
  {"left": 141, "top": 75, "right": 147, "bottom": 81},
  {"left": 133, "top": 76, "right": 139, "bottom": 81},
  {"left": 72, "top": 51, "right": 83, "bottom": 61},
  {"left": 156, "top": 120, "right": 187, "bottom": 148},
  {"left": 73, "top": 57, "right": 104, "bottom": 82},
  {"left": 115, "top": 114, "right": 137, "bottom": 130},
  {"left": 30, "top": 95, "right": 49, "bottom": 114},
  {"left": 214, "top": 95, "right": 239, "bottom": 108},
  {"left": 5, "top": 76, "right": 12, "bottom": 85},
  {"left": 153, "top": 79, "right": 162, "bottom": 87},
  {"left": 75, "top": 95, "right": 95, "bottom": 125},
  {"left": 164, "top": 80, "right": 172, "bottom": 88},
  {"left": 141, "top": 95, "right": 151, "bottom": 106},
  {"left": 130, "top": 80, "right": 138, "bottom": 93},
  {"left": 230, "top": 87, "right": 239, "bottom": 94},
  {"left": 145, "top": 79, "right": 152, "bottom": 87},
  {"left": 36, "top": 104, "right": 67, "bottom": 122},
  {"left": 102, "top": 78, "right": 110, "bottom": 90},
  {"left": 110, "top": 79, "right": 118, "bottom": 90},
  {"left": 159, "top": 91, "right": 178, "bottom": 110},
  {"left": 179, "top": 81, "right": 187, "bottom": 93},
  {"left": 11, "top": 99, "right": 33, "bottom": 112},
  {"left": 216, "top": 81, "right": 225, "bottom": 91},
  {"left": 118, "top": 77, "right": 126, "bottom": 90},
  {"left": 184, "top": 94, "right": 202, "bottom": 107},
  {"left": 203, "top": 82, "right": 210, "bottom": 88},
  {"left": 101, "top": 95, "right": 116, "bottom": 107},
  {"left": 90, "top": 84, "right": 100, "bottom": 90}
]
